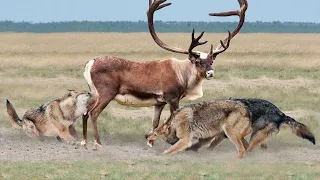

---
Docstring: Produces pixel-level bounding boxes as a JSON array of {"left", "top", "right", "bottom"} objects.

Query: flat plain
[{"left": 0, "top": 33, "right": 320, "bottom": 179}]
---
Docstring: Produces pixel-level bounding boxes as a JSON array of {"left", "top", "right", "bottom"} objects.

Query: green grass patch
[{"left": 0, "top": 160, "right": 320, "bottom": 180}]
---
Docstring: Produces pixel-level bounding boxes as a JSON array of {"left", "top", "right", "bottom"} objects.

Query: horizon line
[{"left": 0, "top": 20, "right": 319, "bottom": 24}]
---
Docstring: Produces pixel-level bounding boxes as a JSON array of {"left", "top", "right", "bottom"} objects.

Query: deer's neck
[
  {"left": 171, "top": 58, "right": 202, "bottom": 87},
  {"left": 171, "top": 58, "right": 204, "bottom": 100}
]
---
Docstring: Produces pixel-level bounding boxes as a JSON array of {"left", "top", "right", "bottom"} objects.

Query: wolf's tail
[
  {"left": 283, "top": 115, "right": 315, "bottom": 145},
  {"left": 6, "top": 99, "right": 22, "bottom": 129}
]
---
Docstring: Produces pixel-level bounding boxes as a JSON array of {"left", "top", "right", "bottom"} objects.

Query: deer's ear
[{"left": 189, "top": 54, "right": 200, "bottom": 64}]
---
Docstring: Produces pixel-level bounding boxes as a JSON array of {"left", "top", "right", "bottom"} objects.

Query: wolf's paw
[
  {"left": 237, "top": 153, "right": 244, "bottom": 159},
  {"left": 260, "top": 143, "right": 268, "bottom": 150}
]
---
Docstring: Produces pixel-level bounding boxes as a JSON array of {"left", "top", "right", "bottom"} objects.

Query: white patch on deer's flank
[{"left": 84, "top": 60, "right": 98, "bottom": 96}]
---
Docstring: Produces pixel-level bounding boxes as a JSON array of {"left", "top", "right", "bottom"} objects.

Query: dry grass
[
  {"left": 0, "top": 33, "right": 319, "bottom": 179},
  {"left": 0, "top": 32, "right": 319, "bottom": 128},
  {"left": 0, "top": 33, "right": 319, "bottom": 67},
  {"left": 1, "top": 33, "right": 319, "bottom": 81}
]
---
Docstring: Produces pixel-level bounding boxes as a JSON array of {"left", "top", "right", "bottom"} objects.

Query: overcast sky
[{"left": 0, "top": 0, "right": 319, "bottom": 23}]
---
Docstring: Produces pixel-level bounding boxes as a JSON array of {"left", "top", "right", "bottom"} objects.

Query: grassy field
[
  {"left": 1, "top": 160, "right": 320, "bottom": 180},
  {"left": 0, "top": 33, "right": 320, "bottom": 179}
]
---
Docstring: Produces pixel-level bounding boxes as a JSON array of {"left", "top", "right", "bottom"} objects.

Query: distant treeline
[{"left": 0, "top": 21, "right": 319, "bottom": 33}]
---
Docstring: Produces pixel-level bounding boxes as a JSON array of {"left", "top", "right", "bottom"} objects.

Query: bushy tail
[
  {"left": 6, "top": 99, "right": 22, "bottom": 129},
  {"left": 283, "top": 116, "right": 315, "bottom": 145}
]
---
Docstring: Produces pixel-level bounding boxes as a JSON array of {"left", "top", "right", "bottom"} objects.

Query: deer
[{"left": 81, "top": 0, "right": 248, "bottom": 148}]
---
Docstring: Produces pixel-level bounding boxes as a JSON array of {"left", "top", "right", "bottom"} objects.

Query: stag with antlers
[{"left": 81, "top": 0, "right": 248, "bottom": 147}]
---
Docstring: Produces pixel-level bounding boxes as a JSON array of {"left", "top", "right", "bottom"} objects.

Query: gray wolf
[
  {"left": 147, "top": 98, "right": 315, "bottom": 158},
  {"left": 6, "top": 90, "right": 94, "bottom": 141}
]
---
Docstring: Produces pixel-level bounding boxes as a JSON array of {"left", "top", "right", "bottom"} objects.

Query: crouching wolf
[
  {"left": 6, "top": 90, "right": 95, "bottom": 141},
  {"left": 147, "top": 98, "right": 315, "bottom": 159},
  {"left": 147, "top": 100, "right": 252, "bottom": 158}
]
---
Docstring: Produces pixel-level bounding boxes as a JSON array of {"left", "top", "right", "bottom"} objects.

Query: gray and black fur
[
  {"left": 151, "top": 98, "right": 316, "bottom": 155},
  {"left": 230, "top": 98, "right": 316, "bottom": 146}
]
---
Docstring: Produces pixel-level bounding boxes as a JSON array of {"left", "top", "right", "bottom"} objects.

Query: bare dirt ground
[
  {"left": 0, "top": 77, "right": 319, "bottom": 164},
  {"left": 0, "top": 119, "right": 319, "bottom": 164}
]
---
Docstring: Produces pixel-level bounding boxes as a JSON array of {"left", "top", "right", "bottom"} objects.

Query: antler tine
[
  {"left": 147, "top": 0, "right": 189, "bottom": 54},
  {"left": 212, "top": 30, "right": 231, "bottom": 55},
  {"left": 188, "top": 28, "right": 208, "bottom": 56},
  {"left": 156, "top": 2, "right": 172, "bottom": 10},
  {"left": 209, "top": 0, "right": 248, "bottom": 51}
]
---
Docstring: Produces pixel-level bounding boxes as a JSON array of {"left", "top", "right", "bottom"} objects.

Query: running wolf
[{"left": 147, "top": 98, "right": 315, "bottom": 158}]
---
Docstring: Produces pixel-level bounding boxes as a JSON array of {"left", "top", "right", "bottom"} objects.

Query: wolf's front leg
[
  {"left": 69, "top": 125, "right": 78, "bottom": 139},
  {"left": 161, "top": 138, "right": 192, "bottom": 155}
]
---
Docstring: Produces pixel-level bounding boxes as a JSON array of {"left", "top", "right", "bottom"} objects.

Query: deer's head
[{"left": 147, "top": 0, "right": 248, "bottom": 80}]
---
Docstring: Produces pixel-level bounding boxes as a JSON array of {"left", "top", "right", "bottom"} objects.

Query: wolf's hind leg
[
  {"left": 247, "top": 123, "right": 279, "bottom": 152},
  {"left": 162, "top": 137, "right": 193, "bottom": 155},
  {"left": 58, "top": 125, "right": 76, "bottom": 141},
  {"left": 241, "top": 138, "right": 249, "bottom": 149}
]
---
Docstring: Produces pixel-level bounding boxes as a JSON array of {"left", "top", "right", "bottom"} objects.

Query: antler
[
  {"left": 189, "top": 29, "right": 208, "bottom": 57},
  {"left": 147, "top": 0, "right": 207, "bottom": 56},
  {"left": 209, "top": 0, "right": 248, "bottom": 54}
]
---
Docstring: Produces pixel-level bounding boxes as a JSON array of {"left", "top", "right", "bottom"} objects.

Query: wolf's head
[
  {"left": 60, "top": 90, "right": 95, "bottom": 118},
  {"left": 146, "top": 118, "right": 178, "bottom": 146}
]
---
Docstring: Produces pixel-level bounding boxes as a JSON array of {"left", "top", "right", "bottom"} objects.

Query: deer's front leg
[
  {"left": 168, "top": 100, "right": 179, "bottom": 114},
  {"left": 152, "top": 104, "right": 166, "bottom": 129},
  {"left": 147, "top": 104, "right": 166, "bottom": 147}
]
